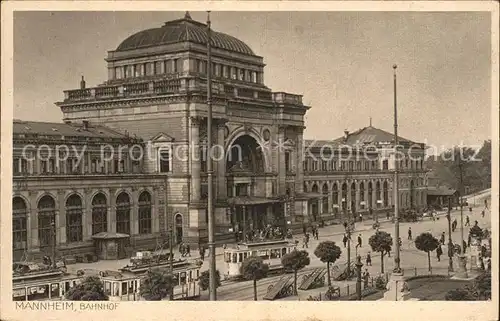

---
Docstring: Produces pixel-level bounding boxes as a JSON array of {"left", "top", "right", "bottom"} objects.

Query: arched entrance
[
  {"left": 311, "top": 184, "right": 319, "bottom": 221},
  {"left": 226, "top": 134, "right": 282, "bottom": 241},
  {"left": 13, "top": 197, "right": 28, "bottom": 260},
  {"left": 38, "top": 195, "right": 56, "bottom": 250},
  {"left": 226, "top": 134, "right": 266, "bottom": 173},
  {"left": 174, "top": 214, "right": 183, "bottom": 244}
]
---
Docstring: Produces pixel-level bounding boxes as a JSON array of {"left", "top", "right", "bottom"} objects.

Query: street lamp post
[
  {"left": 392, "top": 64, "right": 401, "bottom": 274},
  {"left": 169, "top": 227, "right": 174, "bottom": 300},
  {"left": 343, "top": 203, "right": 352, "bottom": 278},
  {"left": 456, "top": 157, "right": 468, "bottom": 278},
  {"left": 206, "top": 11, "right": 217, "bottom": 300},
  {"left": 446, "top": 197, "right": 454, "bottom": 273},
  {"left": 51, "top": 219, "right": 57, "bottom": 268},
  {"left": 355, "top": 255, "right": 364, "bottom": 301}
]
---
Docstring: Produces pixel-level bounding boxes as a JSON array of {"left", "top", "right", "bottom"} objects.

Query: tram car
[
  {"left": 223, "top": 239, "right": 297, "bottom": 280},
  {"left": 75, "top": 255, "right": 202, "bottom": 301},
  {"left": 12, "top": 265, "right": 80, "bottom": 301},
  {"left": 13, "top": 261, "right": 67, "bottom": 281}
]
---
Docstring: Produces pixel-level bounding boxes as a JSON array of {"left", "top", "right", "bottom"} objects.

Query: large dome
[{"left": 116, "top": 13, "right": 255, "bottom": 55}]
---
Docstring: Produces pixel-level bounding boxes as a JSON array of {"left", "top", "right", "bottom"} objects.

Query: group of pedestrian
[{"left": 178, "top": 242, "right": 191, "bottom": 257}]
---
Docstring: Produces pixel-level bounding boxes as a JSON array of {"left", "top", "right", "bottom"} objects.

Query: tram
[
  {"left": 75, "top": 250, "right": 202, "bottom": 301},
  {"left": 222, "top": 239, "right": 297, "bottom": 280},
  {"left": 12, "top": 262, "right": 79, "bottom": 301}
]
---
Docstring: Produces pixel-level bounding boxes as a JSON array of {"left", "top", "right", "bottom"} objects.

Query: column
[
  {"left": 130, "top": 188, "right": 139, "bottom": 236},
  {"left": 84, "top": 189, "right": 93, "bottom": 241},
  {"left": 190, "top": 117, "right": 201, "bottom": 202},
  {"left": 29, "top": 191, "right": 39, "bottom": 249},
  {"left": 371, "top": 181, "right": 377, "bottom": 209},
  {"left": 363, "top": 181, "right": 369, "bottom": 210},
  {"left": 57, "top": 189, "right": 66, "bottom": 245},
  {"left": 295, "top": 126, "right": 305, "bottom": 193},
  {"left": 216, "top": 119, "right": 228, "bottom": 199},
  {"left": 355, "top": 181, "right": 360, "bottom": 212},
  {"left": 109, "top": 188, "right": 117, "bottom": 233},
  {"left": 277, "top": 125, "right": 286, "bottom": 195}
]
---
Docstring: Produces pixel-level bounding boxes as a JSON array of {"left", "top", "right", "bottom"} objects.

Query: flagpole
[
  {"left": 393, "top": 64, "right": 402, "bottom": 274},
  {"left": 206, "top": 11, "right": 217, "bottom": 301}
]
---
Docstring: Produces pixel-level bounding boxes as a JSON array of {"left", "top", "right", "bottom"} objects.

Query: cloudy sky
[{"left": 13, "top": 11, "right": 491, "bottom": 149}]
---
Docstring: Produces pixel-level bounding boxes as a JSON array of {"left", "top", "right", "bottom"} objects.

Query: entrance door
[{"left": 175, "top": 214, "right": 183, "bottom": 244}]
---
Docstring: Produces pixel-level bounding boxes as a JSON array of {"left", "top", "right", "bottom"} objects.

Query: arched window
[
  {"left": 368, "top": 182, "right": 373, "bottom": 209},
  {"left": 66, "top": 194, "right": 83, "bottom": 243},
  {"left": 376, "top": 182, "right": 381, "bottom": 208},
  {"left": 341, "top": 183, "right": 348, "bottom": 210},
  {"left": 350, "top": 182, "right": 356, "bottom": 212},
  {"left": 175, "top": 214, "right": 183, "bottom": 244},
  {"left": 303, "top": 183, "right": 308, "bottom": 192},
  {"left": 92, "top": 193, "right": 107, "bottom": 235},
  {"left": 138, "top": 191, "right": 152, "bottom": 234},
  {"left": 410, "top": 180, "right": 415, "bottom": 208},
  {"left": 359, "top": 182, "right": 365, "bottom": 202},
  {"left": 38, "top": 195, "right": 55, "bottom": 248},
  {"left": 116, "top": 192, "right": 131, "bottom": 235},
  {"left": 13, "top": 197, "right": 28, "bottom": 257},
  {"left": 383, "top": 181, "right": 389, "bottom": 207},
  {"left": 322, "top": 184, "right": 329, "bottom": 214},
  {"left": 311, "top": 184, "right": 319, "bottom": 193},
  {"left": 332, "top": 183, "right": 338, "bottom": 205}
]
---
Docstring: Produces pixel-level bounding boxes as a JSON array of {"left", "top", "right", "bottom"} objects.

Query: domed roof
[{"left": 116, "top": 12, "right": 255, "bottom": 55}]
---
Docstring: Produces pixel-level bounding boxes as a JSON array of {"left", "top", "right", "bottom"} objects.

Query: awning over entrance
[
  {"left": 296, "top": 192, "right": 324, "bottom": 200},
  {"left": 227, "top": 196, "right": 281, "bottom": 206},
  {"left": 92, "top": 232, "right": 130, "bottom": 240}
]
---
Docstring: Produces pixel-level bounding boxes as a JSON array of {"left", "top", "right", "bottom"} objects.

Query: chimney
[
  {"left": 82, "top": 120, "right": 89, "bottom": 130},
  {"left": 80, "top": 76, "right": 86, "bottom": 89},
  {"left": 344, "top": 129, "right": 349, "bottom": 139}
]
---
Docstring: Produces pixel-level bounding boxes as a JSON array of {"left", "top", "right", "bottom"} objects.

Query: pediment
[{"left": 151, "top": 132, "right": 175, "bottom": 142}]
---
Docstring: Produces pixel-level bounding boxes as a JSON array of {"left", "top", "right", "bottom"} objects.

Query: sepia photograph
[{"left": 1, "top": 2, "right": 498, "bottom": 321}]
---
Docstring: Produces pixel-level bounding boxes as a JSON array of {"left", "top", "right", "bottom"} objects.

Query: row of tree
[{"left": 65, "top": 227, "right": 486, "bottom": 301}]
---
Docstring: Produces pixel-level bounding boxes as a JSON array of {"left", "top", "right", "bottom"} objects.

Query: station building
[{"left": 12, "top": 13, "right": 427, "bottom": 262}]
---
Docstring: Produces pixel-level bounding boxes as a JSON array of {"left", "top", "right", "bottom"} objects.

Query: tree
[
  {"left": 368, "top": 231, "right": 393, "bottom": 273},
  {"left": 281, "top": 250, "right": 310, "bottom": 295},
  {"left": 414, "top": 232, "right": 439, "bottom": 272},
  {"left": 65, "top": 276, "right": 108, "bottom": 301},
  {"left": 240, "top": 256, "right": 269, "bottom": 301},
  {"left": 139, "top": 269, "right": 176, "bottom": 301},
  {"left": 198, "top": 270, "right": 221, "bottom": 291},
  {"left": 445, "top": 288, "right": 476, "bottom": 301},
  {"left": 314, "top": 241, "right": 342, "bottom": 286}
]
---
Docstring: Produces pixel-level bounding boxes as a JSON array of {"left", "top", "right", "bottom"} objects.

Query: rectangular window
[
  {"left": 115, "top": 67, "right": 123, "bottom": 79},
  {"left": 13, "top": 158, "right": 20, "bottom": 175},
  {"left": 155, "top": 61, "right": 163, "bottom": 74},
  {"left": 222, "top": 65, "right": 229, "bottom": 78},
  {"left": 285, "top": 152, "right": 291, "bottom": 172},
  {"left": 383, "top": 160, "right": 389, "bottom": 170},
  {"left": 236, "top": 184, "right": 248, "bottom": 196},
  {"left": 125, "top": 65, "right": 134, "bottom": 78},
  {"left": 159, "top": 148, "right": 171, "bottom": 173},
  {"left": 231, "top": 67, "right": 237, "bottom": 79},
  {"left": 356, "top": 161, "right": 361, "bottom": 171},
  {"left": 238, "top": 69, "right": 245, "bottom": 81},
  {"left": 321, "top": 161, "right": 327, "bottom": 171},
  {"left": 349, "top": 161, "right": 354, "bottom": 171},
  {"left": 303, "top": 160, "right": 307, "bottom": 172},
  {"left": 166, "top": 60, "right": 173, "bottom": 73},
  {"left": 372, "top": 160, "right": 377, "bottom": 169}
]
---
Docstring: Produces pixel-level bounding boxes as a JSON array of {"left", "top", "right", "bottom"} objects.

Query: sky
[{"left": 13, "top": 11, "right": 492, "bottom": 150}]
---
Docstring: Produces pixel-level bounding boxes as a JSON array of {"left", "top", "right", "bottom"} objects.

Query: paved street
[
  {"left": 197, "top": 203, "right": 491, "bottom": 300},
  {"left": 65, "top": 196, "right": 491, "bottom": 301}
]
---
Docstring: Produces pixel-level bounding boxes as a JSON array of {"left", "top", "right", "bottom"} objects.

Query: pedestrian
[
  {"left": 357, "top": 234, "right": 362, "bottom": 248},
  {"left": 408, "top": 227, "right": 412, "bottom": 240},
  {"left": 342, "top": 234, "right": 348, "bottom": 248},
  {"left": 366, "top": 252, "right": 372, "bottom": 266},
  {"left": 440, "top": 232, "right": 445, "bottom": 245},
  {"left": 465, "top": 216, "right": 470, "bottom": 226},
  {"left": 303, "top": 234, "right": 309, "bottom": 249},
  {"left": 315, "top": 228, "right": 319, "bottom": 240},
  {"left": 179, "top": 242, "right": 185, "bottom": 257},
  {"left": 185, "top": 244, "right": 191, "bottom": 257},
  {"left": 481, "top": 210, "right": 485, "bottom": 218},
  {"left": 362, "top": 269, "right": 370, "bottom": 287},
  {"left": 436, "top": 245, "right": 443, "bottom": 262},
  {"left": 359, "top": 213, "right": 363, "bottom": 222},
  {"left": 463, "top": 240, "right": 467, "bottom": 253},
  {"left": 199, "top": 246, "right": 205, "bottom": 261},
  {"left": 467, "top": 234, "right": 471, "bottom": 248}
]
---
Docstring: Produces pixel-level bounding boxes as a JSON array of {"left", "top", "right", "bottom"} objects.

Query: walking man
[
  {"left": 366, "top": 252, "right": 372, "bottom": 266},
  {"left": 357, "top": 234, "right": 362, "bottom": 248},
  {"left": 436, "top": 244, "right": 443, "bottom": 262},
  {"left": 440, "top": 232, "right": 445, "bottom": 245},
  {"left": 342, "top": 234, "right": 348, "bottom": 248},
  {"left": 408, "top": 227, "right": 412, "bottom": 240},
  {"left": 465, "top": 216, "right": 470, "bottom": 226}
]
